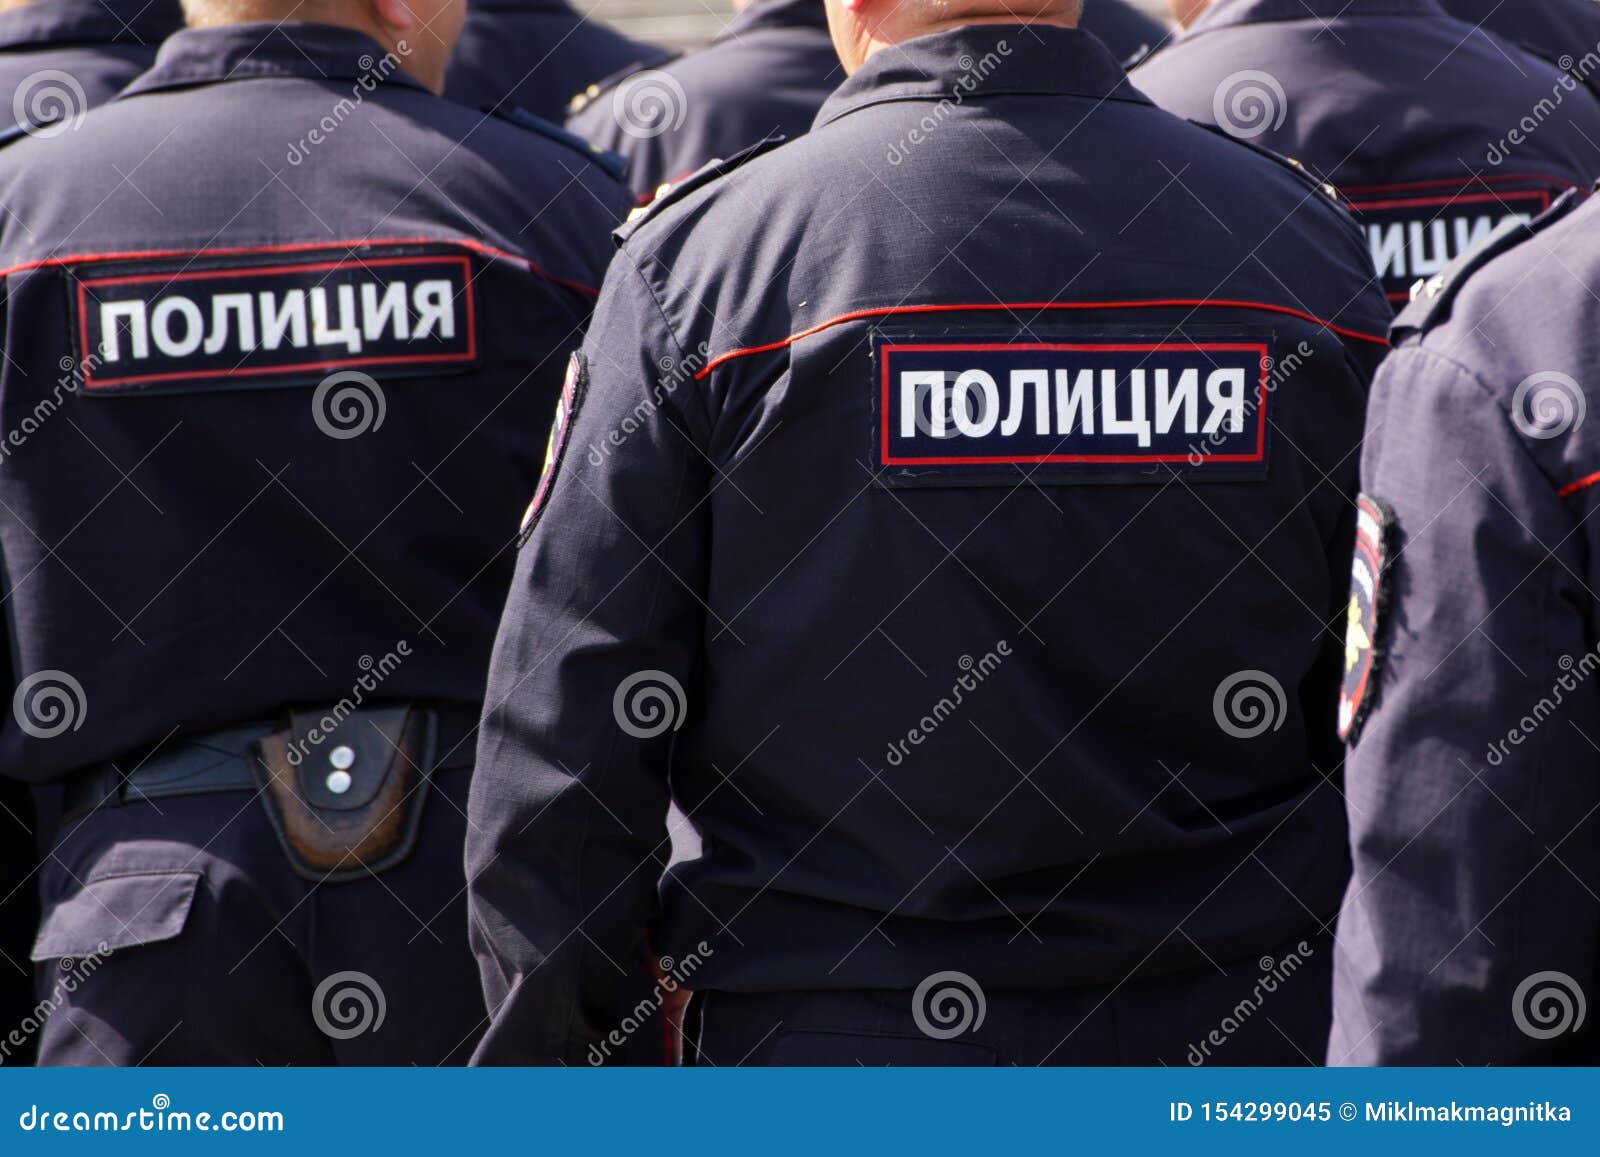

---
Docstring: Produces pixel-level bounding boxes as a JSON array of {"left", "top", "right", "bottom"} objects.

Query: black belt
[{"left": 64, "top": 704, "right": 478, "bottom": 819}]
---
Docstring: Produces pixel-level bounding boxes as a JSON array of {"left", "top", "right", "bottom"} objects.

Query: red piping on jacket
[{"left": 690, "top": 298, "right": 1391, "bottom": 381}]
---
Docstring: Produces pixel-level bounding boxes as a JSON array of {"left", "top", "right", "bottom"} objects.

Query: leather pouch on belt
[{"left": 250, "top": 704, "right": 434, "bottom": 882}]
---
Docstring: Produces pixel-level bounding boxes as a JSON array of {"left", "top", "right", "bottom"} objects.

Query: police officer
[
  {"left": 1442, "top": 0, "right": 1600, "bottom": 100},
  {"left": 567, "top": 0, "right": 1170, "bottom": 201},
  {"left": 444, "top": 0, "right": 665, "bottom": 121},
  {"left": 1133, "top": 0, "right": 1600, "bottom": 307},
  {"left": 1328, "top": 194, "right": 1600, "bottom": 1065},
  {"left": 0, "top": 0, "right": 630, "bottom": 1064},
  {"left": 1, "top": 0, "right": 183, "bottom": 1068},
  {"left": 566, "top": 0, "right": 843, "bottom": 199},
  {"left": 467, "top": 0, "right": 1392, "bottom": 1065},
  {"left": 0, "top": 0, "right": 180, "bottom": 116}
]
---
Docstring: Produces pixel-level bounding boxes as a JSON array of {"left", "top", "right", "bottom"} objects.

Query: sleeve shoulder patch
[
  {"left": 1393, "top": 187, "right": 1584, "bottom": 342},
  {"left": 486, "top": 103, "right": 628, "bottom": 183},
  {"left": 612, "top": 134, "right": 789, "bottom": 247},
  {"left": 519, "top": 351, "right": 585, "bottom": 547},
  {"left": 1339, "top": 493, "right": 1397, "bottom": 744},
  {"left": 1187, "top": 121, "right": 1347, "bottom": 207}
]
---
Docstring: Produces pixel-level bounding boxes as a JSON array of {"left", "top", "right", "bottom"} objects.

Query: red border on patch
[
  {"left": 1344, "top": 180, "right": 1559, "bottom": 303},
  {"left": 76, "top": 254, "right": 478, "bottom": 389},
  {"left": 877, "top": 341, "right": 1271, "bottom": 467}
]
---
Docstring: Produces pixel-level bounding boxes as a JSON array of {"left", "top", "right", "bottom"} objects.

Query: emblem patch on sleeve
[
  {"left": 72, "top": 245, "right": 478, "bottom": 393},
  {"left": 872, "top": 328, "right": 1274, "bottom": 487},
  {"left": 519, "top": 351, "right": 584, "bottom": 546},
  {"left": 1344, "top": 176, "right": 1565, "bottom": 303},
  {"left": 1339, "top": 493, "right": 1396, "bottom": 744}
]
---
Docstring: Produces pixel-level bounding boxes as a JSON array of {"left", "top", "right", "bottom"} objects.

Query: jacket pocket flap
[{"left": 31, "top": 870, "right": 201, "bottom": 960}]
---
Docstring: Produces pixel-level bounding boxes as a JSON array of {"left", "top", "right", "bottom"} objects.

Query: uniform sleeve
[
  {"left": 1330, "top": 346, "right": 1600, "bottom": 1064},
  {"left": 465, "top": 250, "right": 710, "bottom": 1065}
]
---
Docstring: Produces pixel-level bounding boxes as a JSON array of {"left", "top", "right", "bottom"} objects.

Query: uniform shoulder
[
  {"left": 612, "top": 134, "right": 790, "bottom": 246},
  {"left": 565, "top": 52, "right": 684, "bottom": 121},
  {"left": 484, "top": 103, "right": 628, "bottom": 183},
  {"left": 1393, "top": 189, "right": 1586, "bottom": 346}
]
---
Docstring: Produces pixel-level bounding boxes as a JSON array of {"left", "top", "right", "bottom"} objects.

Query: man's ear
[{"left": 370, "top": 0, "right": 420, "bottom": 35}]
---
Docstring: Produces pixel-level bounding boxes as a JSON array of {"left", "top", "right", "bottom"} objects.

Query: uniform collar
[
  {"left": 814, "top": 24, "right": 1146, "bottom": 130},
  {"left": 119, "top": 21, "right": 430, "bottom": 96},
  {"left": 720, "top": 0, "right": 830, "bottom": 41},
  {"left": 0, "top": 0, "right": 180, "bottom": 52},
  {"left": 1187, "top": 0, "right": 1448, "bottom": 34}
]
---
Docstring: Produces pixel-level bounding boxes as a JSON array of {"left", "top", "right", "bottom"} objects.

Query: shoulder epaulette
[
  {"left": 485, "top": 103, "right": 627, "bottom": 184},
  {"left": 1393, "top": 188, "right": 1583, "bottom": 341},
  {"left": 566, "top": 53, "right": 683, "bottom": 118},
  {"left": 1188, "top": 120, "right": 1347, "bottom": 209},
  {"left": 612, "top": 134, "right": 789, "bottom": 247}
]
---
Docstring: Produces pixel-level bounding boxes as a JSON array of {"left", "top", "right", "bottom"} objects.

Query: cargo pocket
[{"left": 30, "top": 870, "right": 201, "bottom": 961}]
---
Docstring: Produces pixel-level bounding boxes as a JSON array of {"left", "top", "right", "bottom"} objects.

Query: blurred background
[{"left": 572, "top": 0, "right": 1172, "bottom": 51}]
